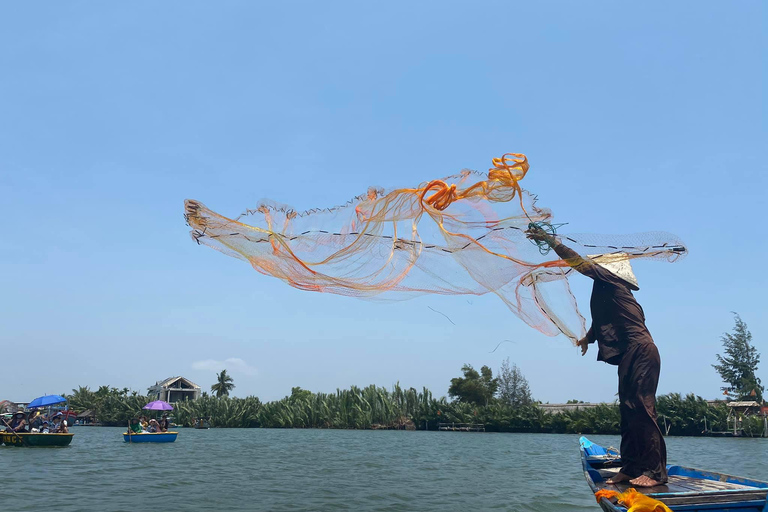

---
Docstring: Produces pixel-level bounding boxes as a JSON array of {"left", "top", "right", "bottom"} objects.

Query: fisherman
[
  {"left": 127, "top": 417, "right": 143, "bottom": 434},
  {"left": 527, "top": 226, "right": 667, "bottom": 487},
  {"left": 6, "top": 411, "right": 28, "bottom": 432}
]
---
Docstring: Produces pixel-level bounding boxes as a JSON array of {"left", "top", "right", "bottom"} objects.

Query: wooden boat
[
  {"left": 580, "top": 436, "right": 768, "bottom": 511},
  {"left": 1, "top": 432, "right": 74, "bottom": 447},
  {"left": 123, "top": 431, "right": 178, "bottom": 443}
]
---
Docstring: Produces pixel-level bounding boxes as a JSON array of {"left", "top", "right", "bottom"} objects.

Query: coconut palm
[
  {"left": 211, "top": 369, "right": 235, "bottom": 398},
  {"left": 68, "top": 386, "right": 95, "bottom": 410}
]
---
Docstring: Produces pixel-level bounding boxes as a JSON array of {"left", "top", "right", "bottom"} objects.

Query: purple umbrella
[{"left": 143, "top": 400, "right": 173, "bottom": 411}]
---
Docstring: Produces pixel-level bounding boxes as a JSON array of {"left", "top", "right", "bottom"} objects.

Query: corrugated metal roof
[
  {"left": 150, "top": 376, "right": 201, "bottom": 390},
  {"left": 727, "top": 401, "right": 761, "bottom": 407}
]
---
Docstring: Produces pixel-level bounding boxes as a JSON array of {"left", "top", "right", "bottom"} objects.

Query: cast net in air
[{"left": 184, "top": 153, "right": 686, "bottom": 343}]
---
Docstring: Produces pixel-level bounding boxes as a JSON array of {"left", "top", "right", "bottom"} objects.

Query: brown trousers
[{"left": 618, "top": 341, "right": 668, "bottom": 483}]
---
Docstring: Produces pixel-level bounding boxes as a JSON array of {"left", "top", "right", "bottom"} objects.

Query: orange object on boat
[{"left": 595, "top": 488, "right": 672, "bottom": 512}]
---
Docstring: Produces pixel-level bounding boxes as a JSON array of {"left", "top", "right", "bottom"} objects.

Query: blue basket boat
[
  {"left": 580, "top": 437, "right": 768, "bottom": 511},
  {"left": 123, "top": 432, "right": 178, "bottom": 443}
]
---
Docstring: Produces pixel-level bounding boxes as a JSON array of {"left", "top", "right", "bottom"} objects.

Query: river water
[{"left": 3, "top": 428, "right": 766, "bottom": 511}]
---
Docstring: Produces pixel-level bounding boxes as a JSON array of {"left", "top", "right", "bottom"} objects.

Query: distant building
[
  {"left": 148, "top": 376, "right": 201, "bottom": 403},
  {"left": 539, "top": 402, "right": 604, "bottom": 414},
  {"left": 76, "top": 409, "right": 97, "bottom": 425},
  {"left": 540, "top": 400, "right": 736, "bottom": 414}
]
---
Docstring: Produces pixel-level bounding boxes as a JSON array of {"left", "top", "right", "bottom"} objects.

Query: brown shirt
[{"left": 553, "top": 243, "right": 654, "bottom": 365}]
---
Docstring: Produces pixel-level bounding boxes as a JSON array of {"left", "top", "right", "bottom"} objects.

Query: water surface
[{"left": 3, "top": 428, "right": 766, "bottom": 511}]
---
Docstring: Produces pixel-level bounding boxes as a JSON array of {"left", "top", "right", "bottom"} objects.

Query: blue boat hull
[
  {"left": 580, "top": 437, "right": 768, "bottom": 512},
  {"left": 123, "top": 432, "right": 178, "bottom": 443}
]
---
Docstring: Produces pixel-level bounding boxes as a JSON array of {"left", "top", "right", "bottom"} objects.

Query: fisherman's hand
[
  {"left": 526, "top": 226, "right": 557, "bottom": 247},
  {"left": 577, "top": 336, "right": 589, "bottom": 356}
]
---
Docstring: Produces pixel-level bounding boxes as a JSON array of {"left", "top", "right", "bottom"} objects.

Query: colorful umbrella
[
  {"left": 143, "top": 400, "right": 173, "bottom": 411},
  {"left": 27, "top": 394, "right": 67, "bottom": 409}
]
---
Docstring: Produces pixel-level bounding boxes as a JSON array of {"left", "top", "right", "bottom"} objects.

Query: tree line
[{"left": 66, "top": 383, "right": 764, "bottom": 436}]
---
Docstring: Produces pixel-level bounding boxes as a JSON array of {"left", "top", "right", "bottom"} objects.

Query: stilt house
[{"left": 148, "top": 376, "right": 201, "bottom": 403}]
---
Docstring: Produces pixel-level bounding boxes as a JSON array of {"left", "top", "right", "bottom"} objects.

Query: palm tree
[
  {"left": 211, "top": 370, "right": 235, "bottom": 398},
  {"left": 68, "top": 386, "right": 95, "bottom": 410}
]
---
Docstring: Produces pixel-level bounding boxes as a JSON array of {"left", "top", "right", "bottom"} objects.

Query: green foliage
[
  {"left": 166, "top": 387, "right": 738, "bottom": 437},
  {"left": 713, "top": 314, "right": 763, "bottom": 402},
  {"left": 211, "top": 369, "right": 236, "bottom": 398},
  {"left": 448, "top": 364, "right": 498, "bottom": 405},
  {"left": 288, "top": 387, "right": 313, "bottom": 403},
  {"left": 656, "top": 393, "right": 727, "bottom": 436},
  {"left": 497, "top": 358, "right": 533, "bottom": 407},
  {"left": 739, "top": 415, "right": 767, "bottom": 437},
  {"left": 257, "top": 384, "right": 426, "bottom": 430},
  {"left": 66, "top": 383, "right": 755, "bottom": 437},
  {"left": 172, "top": 395, "right": 261, "bottom": 428},
  {"left": 66, "top": 386, "right": 151, "bottom": 426}
]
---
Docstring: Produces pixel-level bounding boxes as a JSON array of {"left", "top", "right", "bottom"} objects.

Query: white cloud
[{"left": 191, "top": 357, "right": 257, "bottom": 376}]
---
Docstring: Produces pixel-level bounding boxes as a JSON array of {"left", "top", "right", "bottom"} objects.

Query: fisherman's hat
[{"left": 587, "top": 252, "right": 639, "bottom": 291}]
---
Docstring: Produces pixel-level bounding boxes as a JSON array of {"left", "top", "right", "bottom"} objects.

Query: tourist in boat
[
  {"left": 147, "top": 419, "right": 160, "bottom": 433},
  {"left": 28, "top": 410, "right": 44, "bottom": 431},
  {"left": 6, "top": 411, "right": 27, "bottom": 432},
  {"left": 139, "top": 416, "right": 149, "bottom": 430},
  {"left": 527, "top": 226, "right": 667, "bottom": 487},
  {"left": 40, "top": 421, "right": 50, "bottom": 433},
  {"left": 127, "top": 417, "right": 142, "bottom": 434},
  {"left": 52, "top": 413, "right": 69, "bottom": 433},
  {"left": 158, "top": 414, "right": 170, "bottom": 432}
]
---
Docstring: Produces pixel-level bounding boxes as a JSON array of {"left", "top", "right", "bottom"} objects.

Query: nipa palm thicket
[{"left": 68, "top": 384, "right": 751, "bottom": 436}]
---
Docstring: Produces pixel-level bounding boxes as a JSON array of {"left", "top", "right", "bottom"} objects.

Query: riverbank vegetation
[{"left": 65, "top": 383, "right": 764, "bottom": 436}]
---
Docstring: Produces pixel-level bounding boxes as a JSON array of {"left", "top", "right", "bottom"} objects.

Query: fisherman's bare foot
[
  {"left": 629, "top": 475, "right": 662, "bottom": 487},
  {"left": 605, "top": 472, "right": 631, "bottom": 484}
]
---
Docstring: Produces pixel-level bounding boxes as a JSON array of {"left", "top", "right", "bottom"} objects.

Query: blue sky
[{"left": 1, "top": 1, "right": 765, "bottom": 404}]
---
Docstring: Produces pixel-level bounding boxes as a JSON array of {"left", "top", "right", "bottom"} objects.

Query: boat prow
[
  {"left": 1, "top": 432, "right": 74, "bottom": 447},
  {"left": 580, "top": 436, "right": 768, "bottom": 511},
  {"left": 123, "top": 431, "right": 178, "bottom": 443}
]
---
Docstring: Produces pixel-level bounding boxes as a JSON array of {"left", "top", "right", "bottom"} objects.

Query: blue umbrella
[{"left": 27, "top": 394, "right": 67, "bottom": 409}]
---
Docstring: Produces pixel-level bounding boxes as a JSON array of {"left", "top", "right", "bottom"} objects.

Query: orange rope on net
[
  {"left": 420, "top": 153, "right": 530, "bottom": 212},
  {"left": 185, "top": 151, "right": 686, "bottom": 342},
  {"left": 595, "top": 488, "right": 673, "bottom": 512},
  {"left": 420, "top": 180, "right": 458, "bottom": 211}
]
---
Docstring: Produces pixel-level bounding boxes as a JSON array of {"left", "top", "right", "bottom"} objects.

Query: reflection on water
[{"left": 3, "top": 428, "right": 766, "bottom": 511}]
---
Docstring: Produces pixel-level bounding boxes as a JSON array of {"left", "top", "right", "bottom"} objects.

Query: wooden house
[{"left": 148, "top": 376, "right": 201, "bottom": 403}]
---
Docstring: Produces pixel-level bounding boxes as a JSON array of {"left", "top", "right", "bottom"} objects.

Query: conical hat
[{"left": 587, "top": 252, "right": 639, "bottom": 290}]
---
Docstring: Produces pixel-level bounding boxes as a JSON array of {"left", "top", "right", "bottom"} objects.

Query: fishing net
[{"left": 184, "top": 153, "right": 686, "bottom": 343}]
